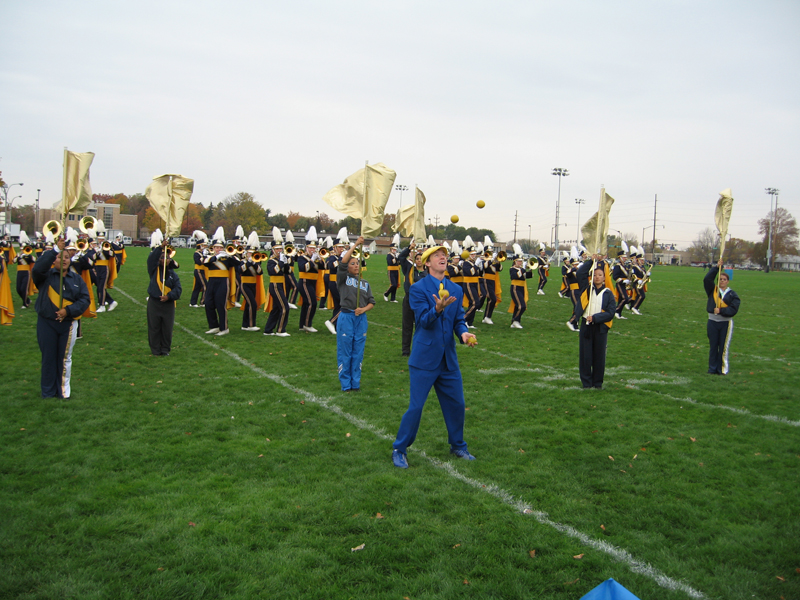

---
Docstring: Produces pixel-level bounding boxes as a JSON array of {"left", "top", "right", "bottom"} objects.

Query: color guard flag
[
  {"left": 322, "top": 163, "right": 396, "bottom": 237},
  {"left": 715, "top": 188, "right": 734, "bottom": 260},
  {"left": 393, "top": 186, "right": 427, "bottom": 244},
  {"left": 55, "top": 150, "right": 94, "bottom": 215},
  {"left": 581, "top": 188, "right": 615, "bottom": 255},
  {"left": 145, "top": 174, "right": 195, "bottom": 237}
]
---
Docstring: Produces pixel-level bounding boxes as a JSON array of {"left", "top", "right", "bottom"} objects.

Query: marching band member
[
  {"left": 324, "top": 228, "right": 349, "bottom": 335},
  {"left": 284, "top": 230, "right": 299, "bottom": 308},
  {"left": 93, "top": 234, "right": 118, "bottom": 313},
  {"left": 384, "top": 233, "right": 401, "bottom": 302},
  {"left": 0, "top": 250, "right": 14, "bottom": 325},
  {"left": 297, "top": 227, "right": 321, "bottom": 333},
  {"left": 399, "top": 241, "right": 426, "bottom": 356},
  {"left": 536, "top": 243, "right": 549, "bottom": 295},
  {"left": 203, "top": 228, "right": 239, "bottom": 336},
  {"left": 336, "top": 236, "right": 375, "bottom": 392},
  {"left": 480, "top": 242, "right": 502, "bottom": 325},
  {"left": 0, "top": 234, "right": 15, "bottom": 263},
  {"left": 14, "top": 233, "right": 36, "bottom": 309},
  {"left": 704, "top": 259, "right": 740, "bottom": 375},
  {"left": 264, "top": 228, "right": 290, "bottom": 337},
  {"left": 461, "top": 246, "right": 480, "bottom": 329},
  {"left": 391, "top": 244, "right": 477, "bottom": 469},
  {"left": 576, "top": 254, "right": 616, "bottom": 389},
  {"left": 317, "top": 236, "right": 333, "bottom": 310},
  {"left": 507, "top": 245, "right": 532, "bottom": 329},
  {"left": 612, "top": 246, "right": 631, "bottom": 319},
  {"left": 111, "top": 234, "right": 126, "bottom": 272},
  {"left": 32, "top": 238, "right": 90, "bottom": 399},
  {"left": 189, "top": 231, "right": 208, "bottom": 307},
  {"left": 68, "top": 236, "right": 97, "bottom": 338},
  {"left": 564, "top": 254, "right": 581, "bottom": 332},
  {"left": 146, "top": 240, "right": 182, "bottom": 356},
  {"left": 240, "top": 232, "right": 265, "bottom": 331},
  {"left": 630, "top": 250, "right": 648, "bottom": 314}
]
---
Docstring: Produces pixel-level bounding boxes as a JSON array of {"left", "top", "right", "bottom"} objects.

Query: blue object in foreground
[
  {"left": 724, "top": 268, "right": 733, "bottom": 280},
  {"left": 580, "top": 578, "right": 641, "bottom": 600}
]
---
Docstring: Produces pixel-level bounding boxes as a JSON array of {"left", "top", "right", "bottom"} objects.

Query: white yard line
[{"left": 115, "top": 286, "right": 705, "bottom": 599}]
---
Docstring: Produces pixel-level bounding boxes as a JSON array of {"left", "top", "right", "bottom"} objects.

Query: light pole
[
  {"left": 395, "top": 184, "right": 408, "bottom": 209},
  {"left": 1, "top": 182, "right": 24, "bottom": 235},
  {"left": 528, "top": 225, "right": 531, "bottom": 250},
  {"left": 550, "top": 223, "right": 566, "bottom": 248},
  {"left": 765, "top": 187, "right": 779, "bottom": 273},
  {"left": 642, "top": 225, "right": 664, "bottom": 260},
  {"left": 551, "top": 168, "right": 569, "bottom": 264},
  {"left": 574, "top": 198, "right": 585, "bottom": 242},
  {"left": 35, "top": 189, "right": 41, "bottom": 233}
]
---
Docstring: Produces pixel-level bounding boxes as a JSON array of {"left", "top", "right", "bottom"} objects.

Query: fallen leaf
[
  {"left": 156, "top": 380, "right": 162, "bottom": 384},
  {"left": 690, "top": 437, "right": 696, "bottom": 442},
  {"left": 300, "top": 401, "right": 305, "bottom": 405},
  {"left": 351, "top": 543, "right": 365, "bottom": 552},
  {"left": 529, "top": 549, "right": 536, "bottom": 558},
  {"left": 519, "top": 448, "right": 525, "bottom": 453},
  {"left": 573, "top": 553, "right": 584, "bottom": 559},
  {"left": 608, "top": 456, "right": 614, "bottom": 461},
  {"left": 453, "top": 544, "right": 461, "bottom": 548},
  {"left": 523, "top": 508, "right": 533, "bottom": 514},
  {"left": 633, "top": 454, "right": 638, "bottom": 459},
  {"left": 375, "top": 513, "right": 384, "bottom": 519},
  {"left": 302, "top": 420, "right": 307, "bottom": 423},
  {"left": 282, "top": 414, "right": 286, "bottom": 417},
  {"left": 153, "top": 401, "right": 158, "bottom": 404},
  {"left": 699, "top": 462, "right": 704, "bottom": 467},
  {"left": 157, "top": 567, "right": 164, "bottom": 571},
  {"left": 463, "top": 579, "right": 470, "bottom": 585},
  {"left": 20, "top": 428, "right": 25, "bottom": 431},
  {"left": 188, "top": 522, "right": 196, "bottom": 527},
  {"left": 776, "top": 576, "right": 785, "bottom": 582},
  {"left": 565, "top": 578, "right": 580, "bottom": 585},
  {"left": 346, "top": 433, "right": 351, "bottom": 438},
  {"left": 265, "top": 438, "right": 270, "bottom": 442},
  {"left": 258, "top": 454, "right": 264, "bottom": 458},
  {"left": 248, "top": 401, "right": 253, "bottom": 405},
  {"left": 600, "top": 524, "right": 606, "bottom": 531}
]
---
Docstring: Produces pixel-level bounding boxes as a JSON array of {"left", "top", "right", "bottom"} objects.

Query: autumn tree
[
  {"left": 181, "top": 202, "right": 205, "bottom": 235},
  {"left": 758, "top": 207, "right": 799, "bottom": 269},
  {"left": 210, "top": 192, "right": 270, "bottom": 236},
  {"left": 11, "top": 205, "right": 35, "bottom": 234},
  {"left": 688, "top": 227, "right": 718, "bottom": 263}
]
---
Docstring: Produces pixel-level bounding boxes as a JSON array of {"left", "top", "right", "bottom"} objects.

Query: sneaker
[
  {"left": 325, "top": 320, "right": 336, "bottom": 334},
  {"left": 215, "top": 329, "right": 229, "bottom": 336},
  {"left": 242, "top": 326, "right": 261, "bottom": 331},
  {"left": 106, "top": 300, "right": 118, "bottom": 312},
  {"left": 482, "top": 317, "right": 494, "bottom": 325},
  {"left": 275, "top": 332, "right": 291, "bottom": 337},
  {"left": 566, "top": 321, "right": 577, "bottom": 332},
  {"left": 189, "top": 304, "right": 198, "bottom": 308},
  {"left": 537, "top": 289, "right": 545, "bottom": 295},
  {"left": 631, "top": 308, "right": 641, "bottom": 315},
  {"left": 234, "top": 302, "right": 241, "bottom": 308},
  {"left": 302, "top": 326, "right": 318, "bottom": 333},
  {"left": 21, "top": 305, "right": 27, "bottom": 309},
  {"left": 391, "top": 300, "right": 398, "bottom": 303},
  {"left": 511, "top": 321, "right": 523, "bottom": 329},
  {"left": 615, "top": 314, "right": 627, "bottom": 320},
  {"left": 96, "top": 306, "right": 106, "bottom": 313},
  {"left": 205, "top": 328, "right": 220, "bottom": 334},
  {"left": 467, "top": 325, "right": 477, "bottom": 330},
  {"left": 626, "top": 303, "right": 632, "bottom": 310},
  {"left": 392, "top": 450, "right": 409, "bottom": 469},
  {"left": 288, "top": 303, "right": 298, "bottom": 309},
  {"left": 383, "top": 294, "right": 389, "bottom": 302},
  {"left": 318, "top": 307, "right": 328, "bottom": 311},
  {"left": 450, "top": 448, "right": 476, "bottom": 461},
  {"left": 264, "top": 332, "right": 275, "bottom": 336}
]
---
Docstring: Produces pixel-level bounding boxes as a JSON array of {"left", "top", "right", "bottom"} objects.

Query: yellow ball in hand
[
  {"left": 438, "top": 283, "right": 450, "bottom": 299},
  {"left": 476, "top": 200, "right": 486, "bottom": 209},
  {"left": 450, "top": 215, "right": 459, "bottom": 223}
]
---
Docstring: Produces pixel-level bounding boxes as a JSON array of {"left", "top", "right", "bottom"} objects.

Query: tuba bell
[
  {"left": 527, "top": 257, "right": 538, "bottom": 268},
  {"left": 79, "top": 216, "right": 98, "bottom": 236},
  {"left": 44, "top": 220, "right": 63, "bottom": 239}
]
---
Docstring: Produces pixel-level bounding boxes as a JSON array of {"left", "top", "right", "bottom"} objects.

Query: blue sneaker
[
  {"left": 450, "top": 448, "right": 476, "bottom": 461},
  {"left": 392, "top": 450, "right": 409, "bottom": 469}
]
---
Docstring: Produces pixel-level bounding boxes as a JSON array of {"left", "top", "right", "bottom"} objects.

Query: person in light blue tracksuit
[{"left": 336, "top": 236, "right": 375, "bottom": 392}]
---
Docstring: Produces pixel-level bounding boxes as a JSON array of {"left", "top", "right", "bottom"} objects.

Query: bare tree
[{"left": 688, "top": 227, "right": 718, "bottom": 263}]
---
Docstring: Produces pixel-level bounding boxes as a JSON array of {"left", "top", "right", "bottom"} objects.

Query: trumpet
[
  {"left": 284, "top": 244, "right": 295, "bottom": 256},
  {"left": 251, "top": 251, "right": 268, "bottom": 262},
  {"left": 496, "top": 251, "right": 507, "bottom": 262},
  {"left": 76, "top": 240, "right": 88, "bottom": 252},
  {"left": 483, "top": 249, "right": 493, "bottom": 259},
  {"left": 318, "top": 248, "right": 330, "bottom": 260},
  {"left": 79, "top": 216, "right": 98, "bottom": 236},
  {"left": 102, "top": 241, "right": 112, "bottom": 252},
  {"left": 226, "top": 244, "right": 237, "bottom": 255},
  {"left": 363, "top": 251, "right": 370, "bottom": 260},
  {"left": 22, "top": 245, "right": 34, "bottom": 256},
  {"left": 235, "top": 245, "right": 245, "bottom": 255},
  {"left": 44, "top": 220, "right": 63, "bottom": 239}
]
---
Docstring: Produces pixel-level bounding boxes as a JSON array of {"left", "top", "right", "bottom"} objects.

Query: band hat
[
  {"left": 420, "top": 245, "right": 448, "bottom": 265},
  {"left": 212, "top": 240, "right": 224, "bottom": 247}
]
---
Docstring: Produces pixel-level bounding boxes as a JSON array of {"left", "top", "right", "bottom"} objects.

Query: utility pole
[
  {"left": 513, "top": 210, "right": 518, "bottom": 244},
  {"left": 552, "top": 168, "right": 569, "bottom": 265},
  {"left": 35, "top": 189, "right": 41, "bottom": 233},
  {"left": 765, "top": 188, "right": 779, "bottom": 273},
  {"left": 651, "top": 194, "right": 658, "bottom": 262}
]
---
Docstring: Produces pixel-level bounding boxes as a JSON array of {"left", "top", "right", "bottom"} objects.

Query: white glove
[{"left": 623, "top": 279, "right": 630, "bottom": 285}]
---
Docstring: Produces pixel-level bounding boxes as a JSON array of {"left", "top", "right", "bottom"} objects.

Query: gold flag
[
  {"left": 715, "top": 188, "right": 734, "bottom": 259},
  {"left": 145, "top": 174, "right": 195, "bottom": 237},
  {"left": 322, "top": 163, "right": 396, "bottom": 237},
  {"left": 393, "top": 186, "right": 427, "bottom": 243},
  {"left": 55, "top": 150, "right": 94, "bottom": 215},
  {"left": 581, "top": 188, "right": 615, "bottom": 255}
]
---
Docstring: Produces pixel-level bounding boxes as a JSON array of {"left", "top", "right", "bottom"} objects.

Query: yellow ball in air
[
  {"left": 476, "top": 200, "right": 486, "bottom": 209},
  {"left": 450, "top": 215, "right": 459, "bottom": 223}
]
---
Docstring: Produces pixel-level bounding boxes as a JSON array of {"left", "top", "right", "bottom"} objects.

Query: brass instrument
[
  {"left": 76, "top": 240, "right": 88, "bottom": 252},
  {"left": 483, "top": 249, "right": 493, "bottom": 259},
  {"left": 79, "top": 216, "right": 98, "bottom": 236},
  {"left": 284, "top": 244, "right": 295, "bottom": 256},
  {"left": 363, "top": 251, "right": 370, "bottom": 260},
  {"left": 527, "top": 257, "right": 538, "bottom": 269},
  {"left": 166, "top": 246, "right": 177, "bottom": 259},
  {"left": 496, "top": 251, "right": 507, "bottom": 262},
  {"left": 460, "top": 250, "right": 471, "bottom": 260},
  {"left": 252, "top": 251, "right": 268, "bottom": 262},
  {"left": 235, "top": 245, "right": 245, "bottom": 255},
  {"left": 226, "top": 244, "right": 237, "bottom": 255},
  {"left": 22, "top": 245, "right": 34, "bottom": 256},
  {"left": 44, "top": 220, "right": 63, "bottom": 239},
  {"left": 318, "top": 247, "right": 330, "bottom": 260},
  {"left": 102, "top": 241, "right": 112, "bottom": 252}
]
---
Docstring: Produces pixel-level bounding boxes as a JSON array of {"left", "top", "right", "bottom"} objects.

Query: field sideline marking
[{"left": 115, "top": 287, "right": 706, "bottom": 599}]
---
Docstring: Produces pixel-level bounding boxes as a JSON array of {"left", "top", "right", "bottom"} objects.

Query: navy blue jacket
[
  {"left": 32, "top": 250, "right": 91, "bottom": 321},
  {"left": 704, "top": 267, "right": 740, "bottom": 317}
]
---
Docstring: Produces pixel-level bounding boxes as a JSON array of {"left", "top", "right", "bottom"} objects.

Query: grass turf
[{"left": 1, "top": 249, "right": 798, "bottom": 599}]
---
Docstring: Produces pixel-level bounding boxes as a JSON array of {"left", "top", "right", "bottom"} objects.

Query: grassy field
[{"left": 1, "top": 248, "right": 798, "bottom": 600}]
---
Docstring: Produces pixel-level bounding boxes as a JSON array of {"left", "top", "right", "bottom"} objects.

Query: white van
[{"left": 122, "top": 236, "right": 132, "bottom": 245}]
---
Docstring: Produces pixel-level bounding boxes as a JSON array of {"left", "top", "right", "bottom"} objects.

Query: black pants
[
  {"left": 707, "top": 319, "right": 733, "bottom": 375},
  {"left": 37, "top": 316, "right": 78, "bottom": 398},
  {"left": 463, "top": 283, "right": 479, "bottom": 326},
  {"left": 298, "top": 279, "right": 317, "bottom": 328},
  {"left": 241, "top": 283, "right": 258, "bottom": 328},
  {"left": 147, "top": 298, "right": 175, "bottom": 355},
  {"left": 265, "top": 283, "right": 289, "bottom": 334},
  {"left": 95, "top": 267, "right": 114, "bottom": 306},
  {"left": 538, "top": 269, "right": 547, "bottom": 290},
  {"left": 384, "top": 271, "right": 399, "bottom": 301},
  {"left": 318, "top": 275, "right": 329, "bottom": 308},
  {"left": 286, "top": 272, "right": 299, "bottom": 304},
  {"left": 16, "top": 270, "right": 31, "bottom": 307},
  {"left": 483, "top": 281, "right": 497, "bottom": 319},
  {"left": 579, "top": 320, "right": 608, "bottom": 388},
  {"left": 190, "top": 269, "right": 206, "bottom": 305},
  {"left": 615, "top": 283, "right": 629, "bottom": 314},
  {"left": 510, "top": 286, "right": 526, "bottom": 322},
  {"left": 205, "top": 277, "right": 229, "bottom": 330},
  {"left": 633, "top": 288, "right": 646, "bottom": 310},
  {"left": 401, "top": 293, "right": 415, "bottom": 354}
]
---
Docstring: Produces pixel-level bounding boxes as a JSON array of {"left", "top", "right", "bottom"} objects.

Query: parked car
[{"left": 132, "top": 239, "right": 149, "bottom": 247}]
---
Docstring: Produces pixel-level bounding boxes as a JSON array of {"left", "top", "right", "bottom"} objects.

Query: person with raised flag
[
  {"left": 391, "top": 244, "right": 478, "bottom": 469},
  {"left": 146, "top": 239, "right": 182, "bottom": 356},
  {"left": 705, "top": 259, "right": 739, "bottom": 375},
  {"left": 32, "top": 238, "right": 90, "bottom": 399},
  {"left": 335, "top": 236, "right": 375, "bottom": 392},
  {"left": 576, "top": 254, "right": 616, "bottom": 389}
]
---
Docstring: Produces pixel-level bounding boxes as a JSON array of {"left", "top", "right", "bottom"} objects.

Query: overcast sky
[{"left": 2, "top": 0, "right": 798, "bottom": 249}]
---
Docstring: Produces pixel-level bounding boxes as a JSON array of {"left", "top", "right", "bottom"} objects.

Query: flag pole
[
  {"left": 162, "top": 176, "right": 172, "bottom": 293},
  {"left": 355, "top": 160, "right": 368, "bottom": 307},
  {"left": 58, "top": 147, "right": 69, "bottom": 308}
]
